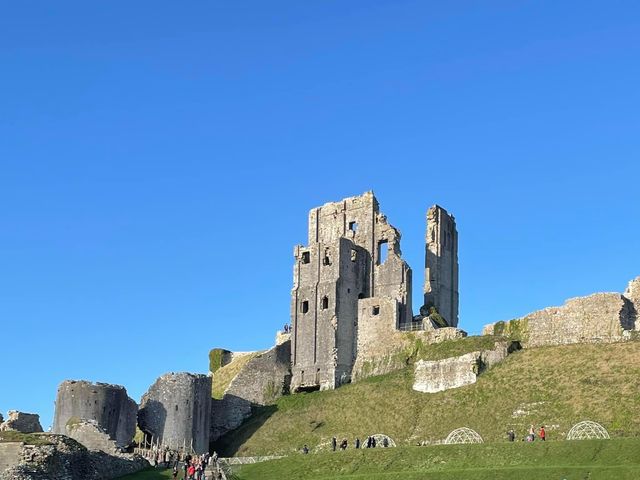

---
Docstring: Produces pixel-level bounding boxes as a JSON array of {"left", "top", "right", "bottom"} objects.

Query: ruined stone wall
[
  {"left": 624, "top": 277, "right": 640, "bottom": 324},
  {"left": 413, "top": 341, "right": 513, "bottom": 393},
  {"left": 424, "top": 205, "right": 459, "bottom": 327},
  {"left": 291, "top": 192, "right": 413, "bottom": 392},
  {"left": 0, "top": 435, "right": 148, "bottom": 480},
  {"left": 352, "top": 297, "right": 466, "bottom": 380},
  {"left": 483, "top": 278, "right": 640, "bottom": 347},
  {"left": 65, "top": 420, "right": 120, "bottom": 454},
  {"left": 211, "top": 340, "right": 291, "bottom": 441},
  {"left": 0, "top": 443, "right": 22, "bottom": 474},
  {"left": 138, "top": 373, "right": 211, "bottom": 454},
  {"left": 0, "top": 412, "right": 43, "bottom": 434},
  {"left": 52, "top": 381, "right": 137, "bottom": 448},
  {"left": 291, "top": 238, "right": 369, "bottom": 391}
]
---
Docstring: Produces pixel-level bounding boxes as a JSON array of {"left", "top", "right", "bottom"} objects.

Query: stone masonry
[
  {"left": 0, "top": 434, "right": 148, "bottom": 480},
  {"left": 138, "top": 373, "right": 212, "bottom": 454},
  {"left": 423, "top": 205, "right": 459, "bottom": 327},
  {"left": 0, "top": 412, "right": 43, "bottom": 434},
  {"left": 413, "top": 341, "right": 516, "bottom": 393},
  {"left": 211, "top": 339, "right": 291, "bottom": 441},
  {"left": 290, "top": 192, "right": 459, "bottom": 392},
  {"left": 353, "top": 295, "right": 466, "bottom": 380},
  {"left": 52, "top": 381, "right": 137, "bottom": 448},
  {"left": 65, "top": 419, "right": 122, "bottom": 454},
  {"left": 290, "top": 192, "right": 413, "bottom": 392},
  {"left": 483, "top": 277, "right": 640, "bottom": 347}
]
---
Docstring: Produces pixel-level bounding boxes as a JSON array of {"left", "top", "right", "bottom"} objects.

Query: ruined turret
[
  {"left": 138, "top": 372, "right": 211, "bottom": 454},
  {"left": 52, "top": 380, "right": 137, "bottom": 448}
]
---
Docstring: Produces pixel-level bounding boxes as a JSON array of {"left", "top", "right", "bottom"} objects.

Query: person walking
[
  {"left": 355, "top": 437, "right": 360, "bottom": 449},
  {"left": 507, "top": 429, "right": 515, "bottom": 442},
  {"left": 331, "top": 436, "right": 337, "bottom": 452},
  {"left": 539, "top": 425, "right": 546, "bottom": 441},
  {"left": 528, "top": 425, "right": 535, "bottom": 442}
]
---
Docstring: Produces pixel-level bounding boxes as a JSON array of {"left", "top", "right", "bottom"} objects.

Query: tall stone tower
[
  {"left": 290, "top": 192, "right": 412, "bottom": 392},
  {"left": 423, "top": 205, "right": 459, "bottom": 327}
]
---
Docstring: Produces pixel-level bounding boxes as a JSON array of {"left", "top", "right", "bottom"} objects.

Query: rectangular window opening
[
  {"left": 372, "top": 305, "right": 380, "bottom": 316},
  {"left": 377, "top": 240, "right": 388, "bottom": 265},
  {"left": 321, "top": 296, "right": 329, "bottom": 310},
  {"left": 301, "top": 300, "right": 309, "bottom": 314},
  {"left": 350, "top": 249, "right": 357, "bottom": 262},
  {"left": 301, "top": 251, "right": 310, "bottom": 264},
  {"left": 348, "top": 221, "right": 358, "bottom": 232}
]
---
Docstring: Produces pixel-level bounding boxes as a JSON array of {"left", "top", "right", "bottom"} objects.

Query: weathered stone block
[
  {"left": 413, "top": 352, "right": 479, "bottom": 393},
  {"left": 65, "top": 419, "right": 120, "bottom": 454},
  {"left": 413, "top": 341, "right": 512, "bottom": 393}
]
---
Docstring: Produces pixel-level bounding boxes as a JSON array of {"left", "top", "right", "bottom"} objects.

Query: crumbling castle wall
[
  {"left": 138, "top": 373, "right": 211, "bottom": 454},
  {"left": 65, "top": 420, "right": 120, "bottom": 454},
  {"left": 423, "top": 205, "right": 459, "bottom": 327},
  {"left": 483, "top": 278, "right": 640, "bottom": 347},
  {"left": 413, "top": 341, "right": 514, "bottom": 393},
  {"left": 0, "top": 412, "right": 43, "bottom": 434},
  {"left": 0, "top": 434, "right": 148, "bottom": 480},
  {"left": 211, "top": 340, "right": 291, "bottom": 441},
  {"left": 352, "top": 297, "right": 466, "bottom": 380},
  {"left": 290, "top": 192, "right": 413, "bottom": 392},
  {"left": 52, "top": 381, "right": 137, "bottom": 448}
]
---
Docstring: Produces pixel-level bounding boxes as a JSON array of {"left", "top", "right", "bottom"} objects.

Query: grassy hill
[{"left": 213, "top": 340, "right": 640, "bottom": 457}]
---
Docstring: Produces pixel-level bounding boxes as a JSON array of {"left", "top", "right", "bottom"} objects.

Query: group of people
[
  {"left": 507, "top": 425, "right": 546, "bottom": 442},
  {"left": 173, "top": 452, "right": 212, "bottom": 480},
  {"left": 301, "top": 435, "right": 390, "bottom": 454},
  {"left": 142, "top": 447, "right": 224, "bottom": 480},
  {"left": 283, "top": 323, "right": 291, "bottom": 333}
]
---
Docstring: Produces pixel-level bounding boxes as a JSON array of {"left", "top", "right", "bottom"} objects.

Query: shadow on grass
[{"left": 211, "top": 404, "right": 278, "bottom": 457}]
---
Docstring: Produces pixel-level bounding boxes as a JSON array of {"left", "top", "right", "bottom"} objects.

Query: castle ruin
[
  {"left": 424, "top": 206, "right": 459, "bottom": 327},
  {"left": 290, "top": 192, "right": 458, "bottom": 392}
]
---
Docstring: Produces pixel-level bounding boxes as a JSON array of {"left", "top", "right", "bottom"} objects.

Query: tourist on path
[
  {"left": 539, "top": 426, "right": 546, "bottom": 441},
  {"left": 331, "top": 436, "right": 337, "bottom": 452},
  {"left": 528, "top": 425, "right": 535, "bottom": 442}
]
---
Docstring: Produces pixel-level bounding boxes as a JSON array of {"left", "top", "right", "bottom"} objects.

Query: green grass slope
[
  {"left": 214, "top": 341, "right": 640, "bottom": 457},
  {"left": 234, "top": 438, "right": 640, "bottom": 480}
]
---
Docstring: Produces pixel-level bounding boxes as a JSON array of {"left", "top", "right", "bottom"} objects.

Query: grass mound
[{"left": 214, "top": 341, "right": 640, "bottom": 456}]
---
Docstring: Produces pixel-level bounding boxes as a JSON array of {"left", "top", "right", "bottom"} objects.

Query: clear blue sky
[{"left": 1, "top": 1, "right": 639, "bottom": 430}]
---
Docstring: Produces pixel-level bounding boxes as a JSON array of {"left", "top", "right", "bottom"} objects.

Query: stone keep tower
[
  {"left": 290, "top": 192, "right": 412, "bottom": 392},
  {"left": 424, "top": 205, "right": 459, "bottom": 327}
]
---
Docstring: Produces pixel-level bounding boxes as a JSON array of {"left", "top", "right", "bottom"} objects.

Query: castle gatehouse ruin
[{"left": 290, "top": 192, "right": 459, "bottom": 392}]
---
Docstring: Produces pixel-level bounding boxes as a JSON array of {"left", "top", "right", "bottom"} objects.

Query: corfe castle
[{"left": 1, "top": 191, "right": 639, "bottom": 480}]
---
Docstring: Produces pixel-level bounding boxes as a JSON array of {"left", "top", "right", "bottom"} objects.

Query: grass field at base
[
  {"left": 233, "top": 438, "right": 640, "bottom": 480},
  {"left": 119, "top": 438, "right": 640, "bottom": 480}
]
